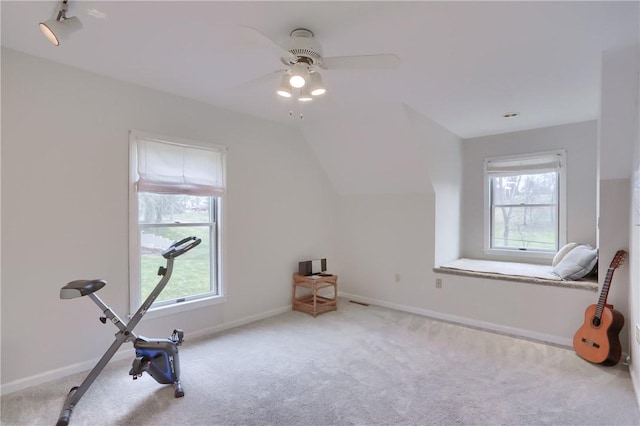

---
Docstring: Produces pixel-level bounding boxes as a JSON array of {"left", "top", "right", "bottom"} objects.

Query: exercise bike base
[
  {"left": 174, "top": 382, "right": 185, "bottom": 398},
  {"left": 56, "top": 386, "right": 79, "bottom": 426}
]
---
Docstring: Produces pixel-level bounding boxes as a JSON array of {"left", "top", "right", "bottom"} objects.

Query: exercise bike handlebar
[{"left": 162, "top": 236, "right": 202, "bottom": 259}]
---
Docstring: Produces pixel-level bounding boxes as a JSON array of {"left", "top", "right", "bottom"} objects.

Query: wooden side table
[{"left": 292, "top": 273, "right": 338, "bottom": 317}]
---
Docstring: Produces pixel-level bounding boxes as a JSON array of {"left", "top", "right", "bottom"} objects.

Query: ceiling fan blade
[
  {"left": 231, "top": 69, "right": 286, "bottom": 92},
  {"left": 237, "top": 25, "right": 295, "bottom": 61},
  {"left": 321, "top": 54, "right": 401, "bottom": 70}
]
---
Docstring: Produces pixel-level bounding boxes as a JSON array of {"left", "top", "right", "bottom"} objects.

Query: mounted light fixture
[
  {"left": 39, "top": 0, "right": 82, "bottom": 46},
  {"left": 289, "top": 62, "right": 309, "bottom": 88},
  {"left": 308, "top": 72, "right": 326, "bottom": 96},
  {"left": 298, "top": 86, "right": 313, "bottom": 102},
  {"left": 276, "top": 70, "right": 328, "bottom": 108},
  {"left": 276, "top": 74, "right": 293, "bottom": 98}
]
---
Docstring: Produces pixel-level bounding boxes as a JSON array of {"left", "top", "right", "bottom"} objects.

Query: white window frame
[
  {"left": 483, "top": 150, "right": 567, "bottom": 261},
  {"left": 128, "top": 130, "right": 227, "bottom": 319}
]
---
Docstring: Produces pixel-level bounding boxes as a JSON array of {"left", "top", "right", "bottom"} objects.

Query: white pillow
[
  {"left": 552, "top": 242, "right": 579, "bottom": 267},
  {"left": 552, "top": 245, "right": 598, "bottom": 280}
]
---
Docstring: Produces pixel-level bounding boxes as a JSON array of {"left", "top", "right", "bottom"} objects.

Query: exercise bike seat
[{"left": 60, "top": 279, "right": 106, "bottom": 299}]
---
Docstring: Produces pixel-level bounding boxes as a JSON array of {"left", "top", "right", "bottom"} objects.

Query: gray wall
[{"left": 337, "top": 120, "right": 603, "bottom": 350}]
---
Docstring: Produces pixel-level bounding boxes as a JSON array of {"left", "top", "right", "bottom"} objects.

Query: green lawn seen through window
[{"left": 140, "top": 226, "right": 212, "bottom": 302}]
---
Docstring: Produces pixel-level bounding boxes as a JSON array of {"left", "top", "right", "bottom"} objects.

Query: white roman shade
[
  {"left": 134, "top": 134, "right": 226, "bottom": 196},
  {"left": 485, "top": 151, "right": 564, "bottom": 176}
]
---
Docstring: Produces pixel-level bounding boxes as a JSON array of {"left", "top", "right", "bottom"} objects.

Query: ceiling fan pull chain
[{"left": 288, "top": 94, "right": 304, "bottom": 119}]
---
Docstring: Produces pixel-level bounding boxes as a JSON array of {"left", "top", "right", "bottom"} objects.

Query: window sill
[
  {"left": 483, "top": 248, "right": 555, "bottom": 262},
  {"left": 433, "top": 260, "right": 598, "bottom": 292},
  {"left": 130, "top": 294, "right": 227, "bottom": 321}
]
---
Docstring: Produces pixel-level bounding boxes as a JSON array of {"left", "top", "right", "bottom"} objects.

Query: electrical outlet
[
  {"left": 395, "top": 273, "right": 401, "bottom": 283},
  {"left": 636, "top": 324, "right": 640, "bottom": 344},
  {"left": 436, "top": 278, "right": 442, "bottom": 289}
]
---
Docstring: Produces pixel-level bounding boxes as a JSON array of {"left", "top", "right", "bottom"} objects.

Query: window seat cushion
[{"left": 434, "top": 258, "right": 598, "bottom": 292}]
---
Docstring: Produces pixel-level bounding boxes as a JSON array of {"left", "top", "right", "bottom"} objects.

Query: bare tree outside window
[{"left": 491, "top": 172, "right": 558, "bottom": 251}]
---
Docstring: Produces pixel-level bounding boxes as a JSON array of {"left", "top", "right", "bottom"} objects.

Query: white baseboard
[
  {"left": 339, "top": 291, "right": 573, "bottom": 348},
  {"left": 0, "top": 348, "right": 133, "bottom": 396},
  {"left": 0, "top": 305, "right": 291, "bottom": 396},
  {"left": 186, "top": 305, "right": 291, "bottom": 340}
]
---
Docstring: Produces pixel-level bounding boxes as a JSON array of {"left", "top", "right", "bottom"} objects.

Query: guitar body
[
  {"left": 573, "top": 250, "right": 627, "bottom": 366},
  {"left": 573, "top": 304, "right": 624, "bottom": 365}
]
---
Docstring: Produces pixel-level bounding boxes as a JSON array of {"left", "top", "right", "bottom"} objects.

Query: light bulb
[
  {"left": 39, "top": 22, "right": 60, "bottom": 45},
  {"left": 309, "top": 72, "right": 326, "bottom": 96},
  {"left": 298, "top": 87, "right": 313, "bottom": 102},
  {"left": 290, "top": 75, "right": 306, "bottom": 88},
  {"left": 276, "top": 74, "right": 292, "bottom": 97},
  {"left": 289, "top": 63, "right": 309, "bottom": 88}
]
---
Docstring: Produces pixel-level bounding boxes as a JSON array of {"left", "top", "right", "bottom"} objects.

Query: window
[
  {"left": 129, "top": 131, "right": 226, "bottom": 315},
  {"left": 484, "top": 150, "right": 566, "bottom": 258}
]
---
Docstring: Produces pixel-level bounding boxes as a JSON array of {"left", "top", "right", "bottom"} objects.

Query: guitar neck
[{"left": 595, "top": 268, "right": 615, "bottom": 318}]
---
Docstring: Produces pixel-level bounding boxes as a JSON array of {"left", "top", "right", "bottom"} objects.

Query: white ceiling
[{"left": 2, "top": 1, "right": 638, "bottom": 140}]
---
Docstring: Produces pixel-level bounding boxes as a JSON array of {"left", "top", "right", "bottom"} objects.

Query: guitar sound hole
[{"left": 591, "top": 317, "right": 601, "bottom": 327}]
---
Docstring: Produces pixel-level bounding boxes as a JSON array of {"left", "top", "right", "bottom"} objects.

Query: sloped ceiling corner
[
  {"left": 298, "top": 101, "right": 453, "bottom": 196},
  {"left": 403, "top": 104, "right": 463, "bottom": 191}
]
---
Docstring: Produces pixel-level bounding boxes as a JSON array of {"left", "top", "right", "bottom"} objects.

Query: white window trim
[
  {"left": 128, "top": 130, "right": 227, "bottom": 318},
  {"left": 483, "top": 149, "right": 567, "bottom": 261}
]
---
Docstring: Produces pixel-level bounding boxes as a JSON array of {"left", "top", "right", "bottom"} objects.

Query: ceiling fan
[{"left": 237, "top": 26, "right": 402, "bottom": 103}]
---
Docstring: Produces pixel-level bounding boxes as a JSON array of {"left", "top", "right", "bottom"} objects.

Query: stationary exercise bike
[{"left": 56, "top": 236, "right": 201, "bottom": 426}]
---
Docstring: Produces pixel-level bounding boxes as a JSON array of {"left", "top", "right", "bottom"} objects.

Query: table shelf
[{"left": 292, "top": 274, "right": 338, "bottom": 317}]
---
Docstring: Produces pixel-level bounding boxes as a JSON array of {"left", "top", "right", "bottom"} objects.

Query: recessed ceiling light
[{"left": 503, "top": 112, "right": 519, "bottom": 118}]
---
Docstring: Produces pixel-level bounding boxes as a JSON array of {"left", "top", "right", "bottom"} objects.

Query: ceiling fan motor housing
[{"left": 282, "top": 28, "right": 323, "bottom": 67}]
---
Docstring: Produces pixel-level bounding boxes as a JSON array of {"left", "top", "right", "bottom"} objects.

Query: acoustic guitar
[{"left": 573, "top": 249, "right": 627, "bottom": 366}]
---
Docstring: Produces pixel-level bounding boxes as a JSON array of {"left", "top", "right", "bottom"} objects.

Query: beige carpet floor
[{"left": 2, "top": 298, "right": 639, "bottom": 425}]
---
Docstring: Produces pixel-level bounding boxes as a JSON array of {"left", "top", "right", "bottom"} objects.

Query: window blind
[
  {"left": 485, "top": 152, "right": 564, "bottom": 176},
  {"left": 135, "top": 136, "right": 226, "bottom": 196}
]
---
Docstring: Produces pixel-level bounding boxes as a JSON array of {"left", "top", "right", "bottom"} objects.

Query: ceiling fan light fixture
[
  {"left": 39, "top": 0, "right": 82, "bottom": 46},
  {"left": 298, "top": 86, "right": 313, "bottom": 102},
  {"left": 311, "top": 87, "right": 326, "bottom": 96},
  {"left": 276, "top": 74, "right": 293, "bottom": 98},
  {"left": 289, "top": 62, "right": 308, "bottom": 88},
  {"left": 309, "top": 72, "right": 326, "bottom": 96}
]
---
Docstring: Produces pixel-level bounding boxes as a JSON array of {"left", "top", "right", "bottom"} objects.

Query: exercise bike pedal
[
  {"left": 129, "top": 356, "right": 149, "bottom": 379},
  {"left": 171, "top": 329, "right": 184, "bottom": 346}
]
